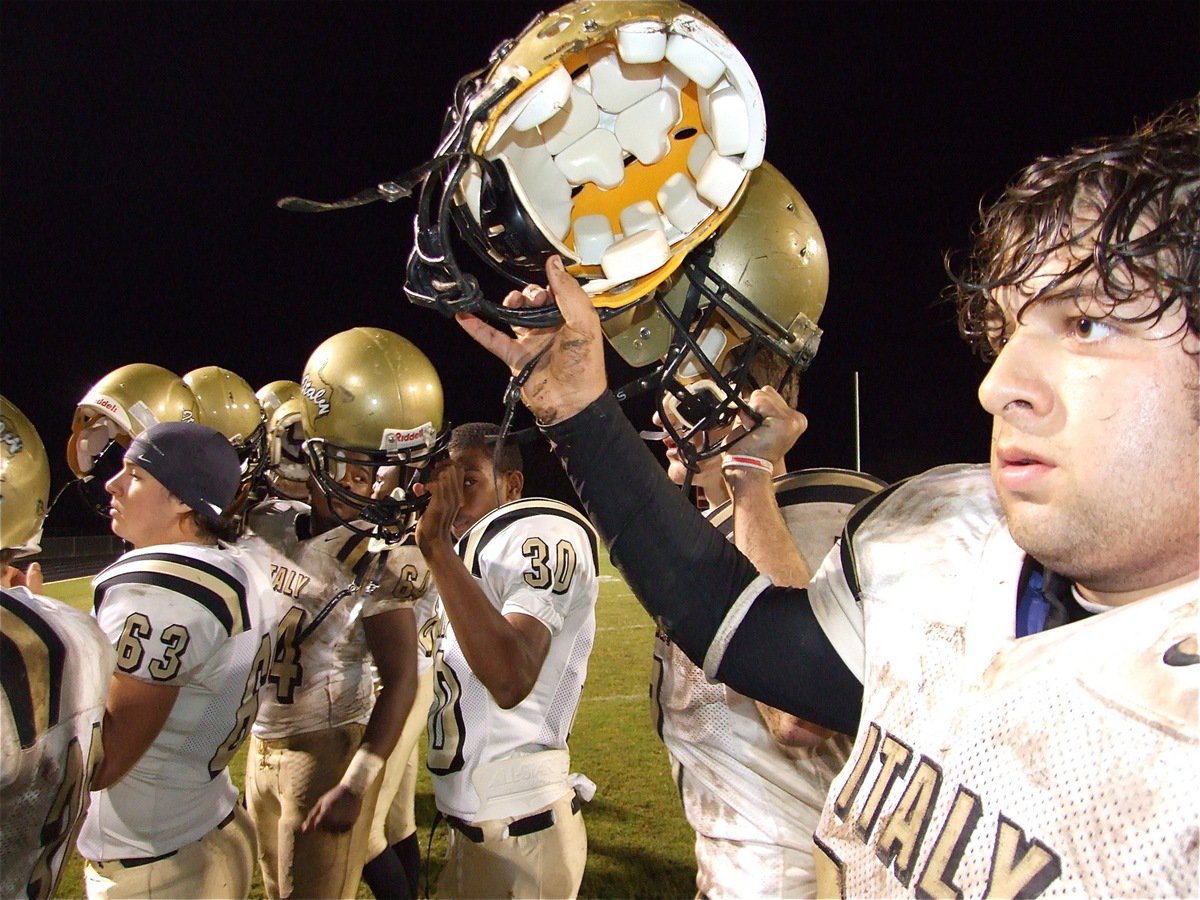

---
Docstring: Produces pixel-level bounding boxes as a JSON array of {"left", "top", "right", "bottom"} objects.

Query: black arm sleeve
[{"left": 543, "top": 391, "right": 863, "bottom": 734}]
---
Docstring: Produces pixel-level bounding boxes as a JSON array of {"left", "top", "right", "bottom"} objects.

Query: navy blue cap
[{"left": 125, "top": 421, "right": 240, "bottom": 517}]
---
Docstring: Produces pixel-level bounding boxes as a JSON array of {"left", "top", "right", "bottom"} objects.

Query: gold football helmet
[
  {"left": 67, "top": 363, "right": 199, "bottom": 515},
  {"left": 603, "top": 161, "right": 828, "bottom": 469},
  {"left": 281, "top": 0, "right": 765, "bottom": 328},
  {"left": 183, "top": 366, "right": 268, "bottom": 505},
  {"left": 255, "top": 380, "right": 309, "bottom": 501},
  {"left": 301, "top": 327, "right": 446, "bottom": 539},
  {"left": 1, "top": 396, "right": 51, "bottom": 558}
]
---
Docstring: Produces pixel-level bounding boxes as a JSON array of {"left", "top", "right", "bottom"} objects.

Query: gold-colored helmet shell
[
  {"left": 184, "top": 366, "right": 265, "bottom": 446},
  {"left": 1, "top": 396, "right": 51, "bottom": 557},
  {"left": 456, "top": 0, "right": 766, "bottom": 309},
  {"left": 301, "top": 327, "right": 444, "bottom": 451},
  {"left": 605, "top": 160, "right": 827, "bottom": 367},
  {"left": 68, "top": 363, "right": 198, "bottom": 478}
]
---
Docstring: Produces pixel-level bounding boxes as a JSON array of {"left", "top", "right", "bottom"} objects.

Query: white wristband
[
  {"left": 339, "top": 747, "right": 385, "bottom": 796},
  {"left": 721, "top": 453, "right": 774, "bottom": 474}
]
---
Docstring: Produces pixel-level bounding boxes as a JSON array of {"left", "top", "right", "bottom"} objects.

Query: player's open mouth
[{"left": 994, "top": 447, "right": 1053, "bottom": 491}]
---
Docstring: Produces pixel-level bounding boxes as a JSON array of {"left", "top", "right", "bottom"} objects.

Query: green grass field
[{"left": 43, "top": 560, "right": 698, "bottom": 898}]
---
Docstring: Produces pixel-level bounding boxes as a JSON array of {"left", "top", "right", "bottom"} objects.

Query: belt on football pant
[
  {"left": 445, "top": 792, "right": 582, "bottom": 843},
  {"left": 114, "top": 807, "right": 237, "bottom": 868}
]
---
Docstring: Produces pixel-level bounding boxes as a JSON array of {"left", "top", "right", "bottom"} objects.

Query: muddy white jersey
[
  {"left": 651, "top": 470, "right": 880, "bottom": 898},
  {"left": 77, "top": 541, "right": 277, "bottom": 860},
  {"left": 426, "top": 498, "right": 599, "bottom": 821},
  {"left": 242, "top": 499, "right": 425, "bottom": 739},
  {"left": 808, "top": 464, "right": 1200, "bottom": 898},
  {"left": 1, "top": 588, "right": 114, "bottom": 898}
]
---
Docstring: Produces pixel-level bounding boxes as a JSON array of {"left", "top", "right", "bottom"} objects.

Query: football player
[
  {"left": 241, "top": 327, "right": 438, "bottom": 900},
  {"left": 414, "top": 422, "right": 599, "bottom": 899},
  {"left": 1, "top": 396, "right": 116, "bottom": 900},
  {"left": 625, "top": 161, "right": 866, "bottom": 898},
  {"left": 76, "top": 421, "right": 277, "bottom": 899},
  {"left": 459, "top": 100, "right": 1200, "bottom": 896}
]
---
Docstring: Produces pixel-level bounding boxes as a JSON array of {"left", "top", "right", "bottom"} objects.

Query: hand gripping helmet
[
  {"left": 67, "top": 363, "right": 199, "bottom": 515},
  {"left": 183, "top": 366, "right": 268, "bottom": 508},
  {"left": 603, "top": 161, "right": 828, "bottom": 469},
  {"left": 281, "top": 0, "right": 766, "bottom": 328},
  {"left": 255, "top": 380, "right": 310, "bottom": 501},
  {"left": 1, "top": 396, "right": 51, "bottom": 558},
  {"left": 301, "top": 327, "right": 447, "bottom": 540}
]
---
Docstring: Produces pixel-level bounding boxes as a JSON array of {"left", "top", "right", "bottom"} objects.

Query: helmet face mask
[
  {"left": 304, "top": 433, "right": 446, "bottom": 536},
  {"left": 300, "top": 328, "right": 447, "bottom": 542}
]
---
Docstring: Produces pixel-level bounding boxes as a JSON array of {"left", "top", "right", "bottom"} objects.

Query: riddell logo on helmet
[
  {"left": 381, "top": 425, "right": 433, "bottom": 451},
  {"left": 94, "top": 397, "right": 120, "bottom": 415},
  {"left": 300, "top": 375, "right": 331, "bottom": 418}
]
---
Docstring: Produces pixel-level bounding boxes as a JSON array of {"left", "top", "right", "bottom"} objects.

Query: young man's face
[
  {"left": 652, "top": 408, "right": 729, "bottom": 502},
  {"left": 106, "top": 460, "right": 189, "bottom": 549},
  {"left": 977, "top": 249, "right": 1199, "bottom": 602},
  {"left": 309, "top": 457, "right": 375, "bottom": 526},
  {"left": 450, "top": 446, "right": 520, "bottom": 540}
]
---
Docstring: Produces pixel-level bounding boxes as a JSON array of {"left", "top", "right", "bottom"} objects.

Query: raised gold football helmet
[
  {"left": 68, "top": 364, "right": 199, "bottom": 515},
  {"left": 183, "top": 366, "right": 268, "bottom": 506},
  {"left": 603, "top": 161, "right": 828, "bottom": 469},
  {"left": 255, "top": 380, "right": 309, "bottom": 501},
  {"left": 281, "top": 0, "right": 764, "bottom": 328},
  {"left": 301, "top": 327, "right": 446, "bottom": 539},
  {"left": 1, "top": 396, "right": 51, "bottom": 558}
]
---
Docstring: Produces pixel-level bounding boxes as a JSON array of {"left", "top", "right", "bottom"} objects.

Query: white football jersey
[
  {"left": 1, "top": 587, "right": 115, "bottom": 899},
  {"left": 807, "top": 464, "right": 1200, "bottom": 898},
  {"left": 242, "top": 499, "right": 427, "bottom": 739},
  {"left": 651, "top": 469, "right": 880, "bottom": 898},
  {"left": 77, "top": 541, "right": 277, "bottom": 860},
  {"left": 427, "top": 498, "right": 599, "bottom": 821}
]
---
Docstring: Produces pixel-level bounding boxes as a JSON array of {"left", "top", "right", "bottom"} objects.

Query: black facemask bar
[{"left": 303, "top": 433, "right": 449, "bottom": 543}]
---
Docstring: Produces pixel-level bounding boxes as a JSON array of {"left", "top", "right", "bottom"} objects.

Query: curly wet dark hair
[{"left": 949, "top": 97, "right": 1198, "bottom": 360}]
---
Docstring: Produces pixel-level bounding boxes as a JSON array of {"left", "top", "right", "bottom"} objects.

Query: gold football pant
[
  {"left": 83, "top": 804, "right": 255, "bottom": 899},
  {"left": 247, "top": 723, "right": 383, "bottom": 900},
  {"left": 436, "top": 790, "right": 587, "bottom": 900}
]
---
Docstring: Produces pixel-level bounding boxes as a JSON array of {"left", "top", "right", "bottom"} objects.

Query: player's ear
[{"left": 504, "top": 470, "right": 524, "bottom": 503}]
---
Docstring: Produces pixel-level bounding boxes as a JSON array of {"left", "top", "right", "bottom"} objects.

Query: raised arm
[{"left": 458, "top": 258, "right": 863, "bottom": 734}]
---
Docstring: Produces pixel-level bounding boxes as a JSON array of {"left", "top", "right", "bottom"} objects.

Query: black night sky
[{"left": 3, "top": 1, "right": 1195, "bottom": 532}]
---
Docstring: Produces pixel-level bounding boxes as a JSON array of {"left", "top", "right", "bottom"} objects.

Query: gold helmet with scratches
[
  {"left": 282, "top": 0, "right": 765, "bottom": 330},
  {"left": 604, "top": 161, "right": 828, "bottom": 468}
]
